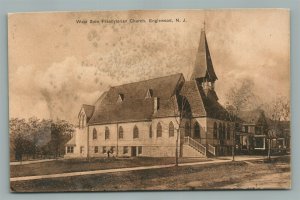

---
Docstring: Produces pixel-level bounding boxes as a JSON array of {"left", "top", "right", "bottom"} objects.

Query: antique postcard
[{"left": 8, "top": 9, "right": 290, "bottom": 192}]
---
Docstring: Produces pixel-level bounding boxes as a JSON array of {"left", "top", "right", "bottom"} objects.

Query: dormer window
[
  {"left": 117, "top": 93, "right": 124, "bottom": 103},
  {"left": 145, "top": 89, "right": 153, "bottom": 99}
]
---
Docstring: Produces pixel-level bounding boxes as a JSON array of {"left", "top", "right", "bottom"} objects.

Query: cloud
[{"left": 9, "top": 10, "right": 290, "bottom": 123}]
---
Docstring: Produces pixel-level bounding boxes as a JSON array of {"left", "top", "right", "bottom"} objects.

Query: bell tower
[{"left": 191, "top": 22, "right": 218, "bottom": 101}]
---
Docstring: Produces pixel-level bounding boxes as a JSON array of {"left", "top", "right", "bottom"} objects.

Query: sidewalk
[
  {"left": 10, "top": 156, "right": 274, "bottom": 182},
  {"left": 10, "top": 158, "right": 63, "bottom": 166}
]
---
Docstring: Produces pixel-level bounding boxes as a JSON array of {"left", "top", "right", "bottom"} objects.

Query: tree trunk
[
  {"left": 175, "top": 129, "right": 179, "bottom": 166},
  {"left": 232, "top": 129, "right": 235, "bottom": 161},
  {"left": 268, "top": 139, "right": 271, "bottom": 161}
]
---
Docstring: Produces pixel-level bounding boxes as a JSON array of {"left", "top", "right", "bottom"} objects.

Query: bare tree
[
  {"left": 263, "top": 96, "right": 290, "bottom": 160},
  {"left": 171, "top": 87, "right": 192, "bottom": 166},
  {"left": 225, "top": 79, "right": 258, "bottom": 161},
  {"left": 264, "top": 96, "right": 290, "bottom": 122}
]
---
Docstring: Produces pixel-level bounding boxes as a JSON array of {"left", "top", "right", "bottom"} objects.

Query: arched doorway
[
  {"left": 185, "top": 122, "right": 190, "bottom": 137},
  {"left": 194, "top": 122, "right": 200, "bottom": 139}
]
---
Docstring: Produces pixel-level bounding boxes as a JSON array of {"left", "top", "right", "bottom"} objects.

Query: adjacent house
[
  {"left": 235, "top": 109, "right": 290, "bottom": 155},
  {"left": 235, "top": 109, "right": 269, "bottom": 154}
]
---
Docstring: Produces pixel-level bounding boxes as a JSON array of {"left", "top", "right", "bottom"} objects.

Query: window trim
[{"left": 67, "top": 146, "right": 74, "bottom": 153}]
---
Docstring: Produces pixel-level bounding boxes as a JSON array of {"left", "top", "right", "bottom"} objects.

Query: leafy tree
[
  {"left": 49, "top": 119, "right": 74, "bottom": 158},
  {"left": 10, "top": 118, "right": 32, "bottom": 161},
  {"left": 9, "top": 118, "right": 74, "bottom": 161}
]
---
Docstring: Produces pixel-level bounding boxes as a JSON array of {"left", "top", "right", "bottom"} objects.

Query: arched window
[
  {"left": 227, "top": 125, "right": 231, "bottom": 140},
  {"left": 133, "top": 125, "right": 139, "bottom": 138},
  {"left": 213, "top": 122, "right": 218, "bottom": 139},
  {"left": 149, "top": 124, "right": 153, "bottom": 138},
  {"left": 105, "top": 127, "right": 110, "bottom": 140},
  {"left": 118, "top": 126, "right": 124, "bottom": 139},
  {"left": 194, "top": 122, "right": 200, "bottom": 139},
  {"left": 93, "top": 128, "right": 97, "bottom": 140},
  {"left": 157, "top": 122, "right": 162, "bottom": 137},
  {"left": 218, "top": 123, "right": 223, "bottom": 140},
  {"left": 169, "top": 122, "right": 174, "bottom": 137},
  {"left": 185, "top": 122, "right": 190, "bottom": 137}
]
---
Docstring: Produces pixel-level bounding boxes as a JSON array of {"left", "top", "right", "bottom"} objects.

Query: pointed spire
[{"left": 190, "top": 23, "right": 218, "bottom": 82}]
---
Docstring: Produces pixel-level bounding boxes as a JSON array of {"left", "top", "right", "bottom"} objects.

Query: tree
[
  {"left": 49, "top": 119, "right": 74, "bottom": 158},
  {"left": 264, "top": 96, "right": 290, "bottom": 122},
  {"left": 263, "top": 96, "right": 290, "bottom": 160},
  {"left": 225, "top": 79, "right": 258, "bottom": 161},
  {"left": 171, "top": 86, "right": 192, "bottom": 166},
  {"left": 9, "top": 118, "right": 75, "bottom": 161},
  {"left": 10, "top": 118, "right": 32, "bottom": 161}
]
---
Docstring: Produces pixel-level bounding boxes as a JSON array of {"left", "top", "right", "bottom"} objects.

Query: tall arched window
[
  {"left": 133, "top": 125, "right": 139, "bottom": 138},
  {"left": 169, "top": 122, "right": 174, "bottom": 137},
  {"left": 185, "top": 122, "right": 190, "bottom": 137},
  {"left": 213, "top": 122, "right": 218, "bottom": 139},
  {"left": 157, "top": 122, "right": 162, "bottom": 137},
  {"left": 93, "top": 128, "right": 97, "bottom": 140},
  {"left": 218, "top": 123, "right": 223, "bottom": 140},
  {"left": 149, "top": 125, "right": 153, "bottom": 138},
  {"left": 118, "top": 126, "right": 124, "bottom": 139},
  {"left": 227, "top": 124, "right": 231, "bottom": 140},
  {"left": 105, "top": 127, "right": 110, "bottom": 140},
  {"left": 194, "top": 122, "right": 200, "bottom": 139}
]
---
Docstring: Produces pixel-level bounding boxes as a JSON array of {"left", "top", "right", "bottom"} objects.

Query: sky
[{"left": 8, "top": 9, "right": 290, "bottom": 123}]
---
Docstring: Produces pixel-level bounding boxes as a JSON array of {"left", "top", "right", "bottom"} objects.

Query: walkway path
[
  {"left": 10, "top": 158, "right": 63, "bottom": 166},
  {"left": 10, "top": 156, "right": 279, "bottom": 182}
]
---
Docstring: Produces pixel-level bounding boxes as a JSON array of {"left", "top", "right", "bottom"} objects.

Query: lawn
[
  {"left": 10, "top": 156, "right": 290, "bottom": 192},
  {"left": 10, "top": 157, "right": 212, "bottom": 178}
]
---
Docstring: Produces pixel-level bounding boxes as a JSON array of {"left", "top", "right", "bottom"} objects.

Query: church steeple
[
  {"left": 190, "top": 23, "right": 218, "bottom": 82},
  {"left": 191, "top": 23, "right": 219, "bottom": 101}
]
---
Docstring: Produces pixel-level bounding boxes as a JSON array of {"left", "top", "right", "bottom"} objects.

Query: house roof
[
  {"left": 190, "top": 29, "right": 218, "bottom": 82},
  {"left": 238, "top": 109, "right": 267, "bottom": 125},
  {"left": 65, "top": 136, "right": 76, "bottom": 146},
  {"left": 88, "top": 73, "right": 184, "bottom": 125}
]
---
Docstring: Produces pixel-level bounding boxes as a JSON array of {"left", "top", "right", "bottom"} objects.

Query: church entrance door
[{"left": 131, "top": 146, "right": 137, "bottom": 157}]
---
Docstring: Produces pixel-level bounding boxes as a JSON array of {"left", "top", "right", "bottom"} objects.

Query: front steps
[{"left": 182, "top": 144, "right": 206, "bottom": 157}]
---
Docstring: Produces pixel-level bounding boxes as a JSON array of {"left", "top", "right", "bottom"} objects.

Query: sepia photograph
[{"left": 8, "top": 9, "right": 290, "bottom": 192}]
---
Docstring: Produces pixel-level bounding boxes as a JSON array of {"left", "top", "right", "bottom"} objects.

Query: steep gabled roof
[
  {"left": 88, "top": 73, "right": 184, "bottom": 124},
  {"left": 180, "top": 80, "right": 230, "bottom": 120},
  {"left": 81, "top": 104, "right": 95, "bottom": 121},
  {"left": 190, "top": 29, "right": 217, "bottom": 81},
  {"left": 180, "top": 80, "right": 207, "bottom": 117}
]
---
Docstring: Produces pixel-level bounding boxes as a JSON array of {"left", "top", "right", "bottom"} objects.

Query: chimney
[{"left": 154, "top": 97, "right": 160, "bottom": 112}]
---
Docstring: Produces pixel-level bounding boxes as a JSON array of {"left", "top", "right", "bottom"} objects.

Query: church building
[{"left": 65, "top": 27, "right": 234, "bottom": 158}]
